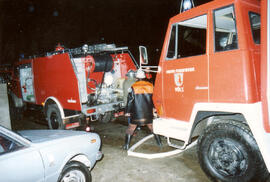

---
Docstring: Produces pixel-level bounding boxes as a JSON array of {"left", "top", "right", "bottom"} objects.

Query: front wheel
[
  {"left": 46, "top": 104, "right": 64, "bottom": 129},
  {"left": 197, "top": 120, "right": 269, "bottom": 182},
  {"left": 58, "top": 161, "right": 91, "bottom": 182}
]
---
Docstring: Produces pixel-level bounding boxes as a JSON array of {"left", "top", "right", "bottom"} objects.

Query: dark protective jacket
[{"left": 125, "top": 80, "right": 154, "bottom": 125}]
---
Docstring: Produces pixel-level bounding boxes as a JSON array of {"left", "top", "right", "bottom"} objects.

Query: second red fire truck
[{"left": 9, "top": 43, "right": 138, "bottom": 129}]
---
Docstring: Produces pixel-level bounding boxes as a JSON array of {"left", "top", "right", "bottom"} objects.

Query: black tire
[
  {"left": 58, "top": 161, "right": 91, "bottom": 182},
  {"left": 46, "top": 104, "right": 64, "bottom": 129},
  {"left": 197, "top": 120, "right": 269, "bottom": 182},
  {"left": 98, "top": 111, "right": 113, "bottom": 123}
]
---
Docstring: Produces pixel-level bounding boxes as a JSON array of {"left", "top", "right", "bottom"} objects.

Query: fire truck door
[
  {"left": 19, "top": 64, "right": 35, "bottom": 103},
  {"left": 209, "top": 5, "right": 246, "bottom": 102},
  {"left": 162, "top": 14, "right": 208, "bottom": 122}
]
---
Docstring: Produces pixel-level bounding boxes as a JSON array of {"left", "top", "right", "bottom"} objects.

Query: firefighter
[{"left": 123, "top": 69, "right": 162, "bottom": 150}]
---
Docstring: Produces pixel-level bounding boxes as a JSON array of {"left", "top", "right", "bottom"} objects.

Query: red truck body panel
[{"left": 33, "top": 53, "right": 81, "bottom": 111}]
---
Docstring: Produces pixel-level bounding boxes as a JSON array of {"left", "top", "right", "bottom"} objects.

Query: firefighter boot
[
  {"left": 123, "top": 134, "right": 132, "bottom": 150},
  {"left": 154, "top": 134, "right": 162, "bottom": 147}
]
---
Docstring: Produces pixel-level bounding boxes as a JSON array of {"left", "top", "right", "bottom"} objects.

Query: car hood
[{"left": 18, "top": 130, "right": 89, "bottom": 143}]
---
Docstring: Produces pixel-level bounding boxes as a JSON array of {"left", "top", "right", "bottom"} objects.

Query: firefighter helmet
[{"left": 136, "top": 69, "right": 146, "bottom": 79}]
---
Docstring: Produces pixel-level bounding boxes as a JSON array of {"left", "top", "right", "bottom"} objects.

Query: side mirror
[{"left": 139, "top": 46, "right": 148, "bottom": 65}]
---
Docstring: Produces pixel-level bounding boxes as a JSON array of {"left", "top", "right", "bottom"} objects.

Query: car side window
[
  {"left": 166, "top": 14, "right": 207, "bottom": 60},
  {"left": 249, "top": 12, "right": 260, "bottom": 44},
  {"left": 214, "top": 5, "right": 238, "bottom": 52},
  {"left": 0, "top": 133, "right": 24, "bottom": 155}
]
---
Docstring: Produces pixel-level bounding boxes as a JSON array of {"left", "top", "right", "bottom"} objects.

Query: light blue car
[{"left": 0, "top": 126, "right": 102, "bottom": 182}]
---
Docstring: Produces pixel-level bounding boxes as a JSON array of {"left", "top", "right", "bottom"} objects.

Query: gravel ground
[{"left": 90, "top": 120, "right": 210, "bottom": 182}]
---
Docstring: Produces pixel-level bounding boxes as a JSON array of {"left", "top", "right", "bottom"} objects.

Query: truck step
[{"left": 153, "top": 118, "right": 191, "bottom": 142}]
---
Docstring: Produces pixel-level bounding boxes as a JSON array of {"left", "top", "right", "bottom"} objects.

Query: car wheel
[
  {"left": 197, "top": 120, "right": 269, "bottom": 182},
  {"left": 98, "top": 111, "right": 113, "bottom": 123},
  {"left": 58, "top": 161, "right": 91, "bottom": 182},
  {"left": 46, "top": 104, "right": 64, "bottom": 129}
]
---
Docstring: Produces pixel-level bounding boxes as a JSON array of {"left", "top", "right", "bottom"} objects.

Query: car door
[
  {"left": 161, "top": 14, "right": 209, "bottom": 121},
  {"left": 0, "top": 133, "right": 44, "bottom": 182}
]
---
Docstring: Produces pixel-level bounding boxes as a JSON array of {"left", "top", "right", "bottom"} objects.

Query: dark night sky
[{"left": 0, "top": 0, "right": 210, "bottom": 65}]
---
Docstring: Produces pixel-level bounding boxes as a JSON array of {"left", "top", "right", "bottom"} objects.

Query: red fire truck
[
  {"left": 138, "top": 0, "right": 270, "bottom": 181},
  {"left": 9, "top": 43, "right": 137, "bottom": 129}
]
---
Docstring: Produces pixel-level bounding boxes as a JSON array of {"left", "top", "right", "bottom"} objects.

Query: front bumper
[{"left": 96, "top": 151, "right": 103, "bottom": 161}]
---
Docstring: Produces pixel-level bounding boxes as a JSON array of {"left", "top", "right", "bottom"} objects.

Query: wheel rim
[
  {"left": 50, "top": 112, "right": 59, "bottom": 129},
  {"left": 208, "top": 138, "right": 248, "bottom": 177},
  {"left": 61, "top": 169, "right": 86, "bottom": 182}
]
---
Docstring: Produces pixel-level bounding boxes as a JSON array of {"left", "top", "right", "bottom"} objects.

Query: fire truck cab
[{"left": 139, "top": 0, "right": 270, "bottom": 181}]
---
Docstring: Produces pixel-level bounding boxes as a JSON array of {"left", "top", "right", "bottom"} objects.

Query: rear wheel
[
  {"left": 46, "top": 104, "right": 64, "bottom": 129},
  {"left": 58, "top": 161, "right": 91, "bottom": 182},
  {"left": 197, "top": 120, "right": 269, "bottom": 182}
]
